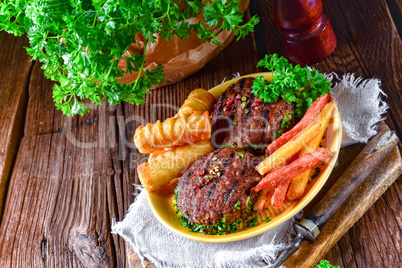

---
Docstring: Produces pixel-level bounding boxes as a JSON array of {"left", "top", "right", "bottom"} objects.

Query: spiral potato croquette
[
  {"left": 134, "top": 111, "right": 211, "bottom": 153},
  {"left": 178, "top": 88, "right": 216, "bottom": 116},
  {"left": 137, "top": 140, "right": 214, "bottom": 192}
]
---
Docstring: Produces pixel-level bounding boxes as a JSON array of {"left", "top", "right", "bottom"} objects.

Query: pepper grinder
[{"left": 272, "top": 0, "right": 337, "bottom": 65}]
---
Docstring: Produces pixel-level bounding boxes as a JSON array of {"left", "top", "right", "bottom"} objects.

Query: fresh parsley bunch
[
  {"left": 252, "top": 54, "right": 332, "bottom": 117},
  {"left": 315, "top": 260, "right": 340, "bottom": 268},
  {"left": 0, "top": 0, "right": 259, "bottom": 116}
]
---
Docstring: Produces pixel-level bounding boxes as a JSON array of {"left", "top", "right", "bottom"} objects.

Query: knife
[{"left": 271, "top": 123, "right": 399, "bottom": 267}]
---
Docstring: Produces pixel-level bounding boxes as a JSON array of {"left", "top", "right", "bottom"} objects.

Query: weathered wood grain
[
  {"left": 283, "top": 131, "right": 402, "bottom": 267},
  {"left": 0, "top": 123, "right": 132, "bottom": 267},
  {"left": 0, "top": 126, "right": 133, "bottom": 267},
  {"left": 0, "top": 60, "right": 133, "bottom": 266},
  {"left": 0, "top": 32, "right": 33, "bottom": 218}
]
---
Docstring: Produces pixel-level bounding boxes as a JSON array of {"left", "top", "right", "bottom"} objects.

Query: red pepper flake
[
  {"left": 198, "top": 168, "right": 205, "bottom": 176},
  {"left": 252, "top": 100, "right": 260, "bottom": 107},
  {"left": 223, "top": 106, "right": 230, "bottom": 112},
  {"left": 235, "top": 94, "right": 241, "bottom": 100},
  {"left": 226, "top": 97, "right": 234, "bottom": 105},
  {"left": 192, "top": 185, "right": 200, "bottom": 193}
]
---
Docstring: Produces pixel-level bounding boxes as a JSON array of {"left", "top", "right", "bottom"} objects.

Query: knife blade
[{"left": 271, "top": 123, "right": 399, "bottom": 267}]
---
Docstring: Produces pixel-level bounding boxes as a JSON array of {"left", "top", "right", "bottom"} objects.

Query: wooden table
[{"left": 0, "top": 0, "right": 400, "bottom": 267}]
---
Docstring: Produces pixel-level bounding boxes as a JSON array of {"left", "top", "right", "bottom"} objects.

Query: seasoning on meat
[
  {"left": 210, "top": 77, "right": 296, "bottom": 154},
  {"left": 175, "top": 148, "right": 262, "bottom": 228}
]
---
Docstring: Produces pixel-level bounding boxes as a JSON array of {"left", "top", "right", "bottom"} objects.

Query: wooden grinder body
[{"left": 272, "top": 0, "right": 337, "bottom": 65}]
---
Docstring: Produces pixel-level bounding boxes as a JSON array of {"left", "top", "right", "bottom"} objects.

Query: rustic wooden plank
[
  {"left": 0, "top": 32, "right": 33, "bottom": 218},
  {"left": 329, "top": 0, "right": 401, "bottom": 140},
  {"left": 283, "top": 145, "right": 401, "bottom": 267},
  {"left": 0, "top": 129, "right": 132, "bottom": 267},
  {"left": 322, "top": 179, "right": 401, "bottom": 267},
  {"left": 0, "top": 56, "right": 133, "bottom": 266},
  {"left": 386, "top": 0, "right": 402, "bottom": 35}
]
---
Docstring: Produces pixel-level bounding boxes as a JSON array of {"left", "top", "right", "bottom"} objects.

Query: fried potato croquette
[
  {"left": 137, "top": 141, "right": 214, "bottom": 192},
  {"left": 134, "top": 111, "right": 211, "bottom": 154},
  {"left": 134, "top": 88, "right": 215, "bottom": 154},
  {"left": 178, "top": 88, "right": 216, "bottom": 116}
]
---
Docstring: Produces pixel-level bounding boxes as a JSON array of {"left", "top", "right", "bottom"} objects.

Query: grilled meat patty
[
  {"left": 211, "top": 77, "right": 295, "bottom": 154},
  {"left": 176, "top": 148, "right": 262, "bottom": 226}
]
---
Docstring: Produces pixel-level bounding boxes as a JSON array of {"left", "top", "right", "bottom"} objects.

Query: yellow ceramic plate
[{"left": 146, "top": 73, "right": 342, "bottom": 243}]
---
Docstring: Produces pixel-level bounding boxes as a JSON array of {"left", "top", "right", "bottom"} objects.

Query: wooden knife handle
[{"left": 304, "top": 122, "right": 398, "bottom": 231}]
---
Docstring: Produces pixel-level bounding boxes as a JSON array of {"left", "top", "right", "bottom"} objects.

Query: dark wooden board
[
  {"left": 283, "top": 136, "right": 401, "bottom": 267},
  {"left": 0, "top": 32, "right": 33, "bottom": 218},
  {"left": 0, "top": 0, "right": 400, "bottom": 267}
]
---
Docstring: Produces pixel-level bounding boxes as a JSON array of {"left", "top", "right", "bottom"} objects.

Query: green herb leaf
[
  {"left": 311, "top": 167, "right": 321, "bottom": 180},
  {"left": 252, "top": 54, "right": 332, "bottom": 117},
  {"left": 263, "top": 217, "right": 271, "bottom": 223},
  {"left": 315, "top": 260, "right": 340, "bottom": 268}
]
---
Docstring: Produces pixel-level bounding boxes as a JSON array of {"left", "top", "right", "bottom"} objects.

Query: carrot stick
[
  {"left": 254, "top": 148, "right": 333, "bottom": 192},
  {"left": 271, "top": 180, "right": 291, "bottom": 208},
  {"left": 253, "top": 188, "right": 270, "bottom": 212},
  {"left": 287, "top": 100, "right": 335, "bottom": 201},
  {"left": 267, "top": 93, "right": 332, "bottom": 154},
  {"left": 256, "top": 122, "right": 322, "bottom": 175}
]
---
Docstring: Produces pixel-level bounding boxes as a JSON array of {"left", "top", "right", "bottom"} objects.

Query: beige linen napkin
[{"left": 112, "top": 73, "right": 388, "bottom": 268}]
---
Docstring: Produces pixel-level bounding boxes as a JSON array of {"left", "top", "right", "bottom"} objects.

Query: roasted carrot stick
[
  {"left": 254, "top": 148, "right": 333, "bottom": 192},
  {"left": 253, "top": 188, "right": 271, "bottom": 212},
  {"left": 256, "top": 122, "right": 322, "bottom": 175},
  {"left": 287, "top": 100, "right": 335, "bottom": 201},
  {"left": 271, "top": 180, "right": 292, "bottom": 208}
]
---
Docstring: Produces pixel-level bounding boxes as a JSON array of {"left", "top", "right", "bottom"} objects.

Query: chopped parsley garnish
[
  {"left": 274, "top": 130, "right": 283, "bottom": 139},
  {"left": 222, "top": 143, "right": 242, "bottom": 149},
  {"left": 0, "top": 0, "right": 259, "bottom": 116},
  {"left": 252, "top": 54, "right": 331, "bottom": 117},
  {"left": 174, "top": 186, "right": 258, "bottom": 235},
  {"left": 242, "top": 200, "right": 255, "bottom": 212},
  {"left": 238, "top": 152, "right": 245, "bottom": 158},
  {"left": 263, "top": 217, "right": 272, "bottom": 223},
  {"left": 248, "top": 216, "right": 258, "bottom": 227},
  {"left": 281, "top": 111, "right": 295, "bottom": 130},
  {"left": 311, "top": 167, "right": 321, "bottom": 180}
]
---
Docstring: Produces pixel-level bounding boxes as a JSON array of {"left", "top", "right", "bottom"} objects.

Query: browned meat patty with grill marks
[
  {"left": 176, "top": 148, "right": 262, "bottom": 226},
  {"left": 210, "top": 77, "right": 295, "bottom": 154}
]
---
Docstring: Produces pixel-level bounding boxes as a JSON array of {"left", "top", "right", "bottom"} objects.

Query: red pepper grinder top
[{"left": 273, "top": 0, "right": 337, "bottom": 65}]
